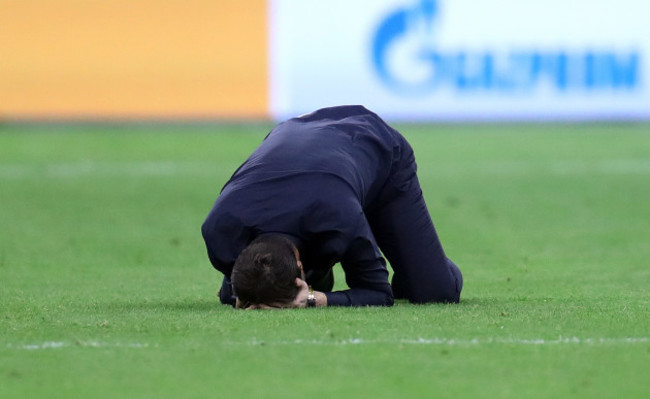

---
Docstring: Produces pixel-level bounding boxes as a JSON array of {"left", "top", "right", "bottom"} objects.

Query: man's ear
[
  {"left": 295, "top": 277, "right": 303, "bottom": 287},
  {"left": 297, "top": 260, "right": 306, "bottom": 280}
]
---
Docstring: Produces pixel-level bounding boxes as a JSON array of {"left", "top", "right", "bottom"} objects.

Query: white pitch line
[
  {"left": 0, "top": 161, "right": 215, "bottom": 179},
  {"left": 5, "top": 337, "right": 649, "bottom": 350},
  {"left": 426, "top": 159, "right": 650, "bottom": 177},
  {"left": 1, "top": 159, "right": 649, "bottom": 180},
  {"left": 237, "top": 336, "right": 650, "bottom": 347},
  {"left": 5, "top": 341, "right": 151, "bottom": 350}
]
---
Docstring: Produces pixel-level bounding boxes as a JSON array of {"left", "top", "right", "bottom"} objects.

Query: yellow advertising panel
[{"left": 0, "top": 0, "right": 267, "bottom": 120}]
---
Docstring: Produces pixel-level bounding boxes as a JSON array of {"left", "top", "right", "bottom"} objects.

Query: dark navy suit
[{"left": 201, "top": 105, "right": 462, "bottom": 306}]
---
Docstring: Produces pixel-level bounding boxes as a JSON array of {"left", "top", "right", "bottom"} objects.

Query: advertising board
[
  {"left": 269, "top": 0, "right": 648, "bottom": 121},
  {"left": 0, "top": 0, "right": 267, "bottom": 120}
]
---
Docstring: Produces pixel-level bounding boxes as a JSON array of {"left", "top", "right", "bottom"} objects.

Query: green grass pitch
[{"left": 1, "top": 122, "right": 649, "bottom": 398}]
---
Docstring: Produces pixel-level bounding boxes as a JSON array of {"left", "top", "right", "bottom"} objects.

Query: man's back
[
  {"left": 202, "top": 106, "right": 400, "bottom": 281},
  {"left": 227, "top": 105, "right": 400, "bottom": 207}
]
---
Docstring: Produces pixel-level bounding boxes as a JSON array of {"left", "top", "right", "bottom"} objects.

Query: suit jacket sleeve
[{"left": 324, "top": 224, "right": 394, "bottom": 307}]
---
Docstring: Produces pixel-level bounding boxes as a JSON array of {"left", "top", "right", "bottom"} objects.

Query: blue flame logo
[
  {"left": 372, "top": 0, "right": 439, "bottom": 95},
  {"left": 372, "top": 0, "right": 640, "bottom": 96}
]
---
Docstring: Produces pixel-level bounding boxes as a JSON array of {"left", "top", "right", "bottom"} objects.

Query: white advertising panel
[{"left": 269, "top": 0, "right": 649, "bottom": 121}]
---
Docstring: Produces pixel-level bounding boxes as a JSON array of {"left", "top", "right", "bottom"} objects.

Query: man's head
[{"left": 231, "top": 235, "right": 303, "bottom": 308}]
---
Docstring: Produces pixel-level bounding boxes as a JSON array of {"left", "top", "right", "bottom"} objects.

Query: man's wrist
[
  {"left": 314, "top": 291, "right": 327, "bottom": 307},
  {"left": 307, "top": 286, "right": 316, "bottom": 307}
]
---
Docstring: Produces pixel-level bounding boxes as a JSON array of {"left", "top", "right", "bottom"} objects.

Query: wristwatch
[{"left": 307, "top": 286, "right": 316, "bottom": 307}]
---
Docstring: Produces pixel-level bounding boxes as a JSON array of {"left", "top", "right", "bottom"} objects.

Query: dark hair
[{"left": 231, "top": 235, "right": 301, "bottom": 306}]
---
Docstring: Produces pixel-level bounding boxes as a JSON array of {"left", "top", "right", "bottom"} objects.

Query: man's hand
[
  {"left": 235, "top": 298, "right": 250, "bottom": 309},
  {"left": 291, "top": 278, "right": 311, "bottom": 308},
  {"left": 291, "top": 278, "right": 328, "bottom": 308}
]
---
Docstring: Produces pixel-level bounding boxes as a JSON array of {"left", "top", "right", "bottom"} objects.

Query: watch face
[{"left": 307, "top": 285, "right": 316, "bottom": 307}]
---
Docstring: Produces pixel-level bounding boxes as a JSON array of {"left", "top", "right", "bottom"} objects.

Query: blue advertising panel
[{"left": 269, "top": 0, "right": 648, "bottom": 121}]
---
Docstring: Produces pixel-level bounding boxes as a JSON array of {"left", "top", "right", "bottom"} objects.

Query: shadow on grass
[
  {"left": 100, "top": 299, "right": 224, "bottom": 313},
  {"left": 455, "top": 295, "right": 558, "bottom": 307},
  {"left": 97, "top": 296, "right": 551, "bottom": 314}
]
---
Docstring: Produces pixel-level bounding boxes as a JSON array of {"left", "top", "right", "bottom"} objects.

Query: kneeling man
[{"left": 201, "top": 105, "right": 463, "bottom": 309}]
